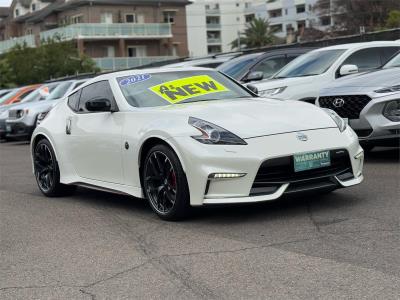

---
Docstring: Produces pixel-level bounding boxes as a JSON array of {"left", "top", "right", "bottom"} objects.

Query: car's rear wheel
[
  {"left": 143, "top": 144, "right": 190, "bottom": 221},
  {"left": 33, "top": 139, "right": 76, "bottom": 197}
]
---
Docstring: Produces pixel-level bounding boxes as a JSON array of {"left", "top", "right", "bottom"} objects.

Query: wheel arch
[
  {"left": 138, "top": 136, "right": 187, "bottom": 183},
  {"left": 31, "top": 132, "right": 60, "bottom": 162}
]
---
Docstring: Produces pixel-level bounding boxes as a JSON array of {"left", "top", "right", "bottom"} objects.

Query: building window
[
  {"left": 205, "top": 4, "right": 210, "bottom": 10},
  {"left": 285, "top": 9, "right": 288, "bottom": 15},
  {"left": 127, "top": 46, "right": 146, "bottom": 57},
  {"left": 71, "top": 15, "right": 84, "bottom": 24},
  {"left": 245, "top": 14, "right": 255, "bottom": 23},
  {"left": 207, "top": 45, "right": 221, "bottom": 54},
  {"left": 32, "top": 3, "right": 36, "bottom": 11},
  {"left": 15, "top": 9, "right": 19, "bottom": 17},
  {"left": 125, "top": 14, "right": 136, "bottom": 23},
  {"left": 297, "top": 20, "right": 306, "bottom": 32},
  {"left": 268, "top": 9, "right": 282, "bottom": 18},
  {"left": 163, "top": 11, "right": 176, "bottom": 23},
  {"left": 245, "top": 2, "right": 251, "bottom": 9},
  {"left": 26, "top": 28, "right": 33, "bottom": 35},
  {"left": 296, "top": 4, "right": 306, "bottom": 14},
  {"left": 270, "top": 24, "right": 283, "bottom": 32},
  {"left": 236, "top": 3, "right": 239, "bottom": 7},
  {"left": 320, "top": 16, "right": 331, "bottom": 26}
]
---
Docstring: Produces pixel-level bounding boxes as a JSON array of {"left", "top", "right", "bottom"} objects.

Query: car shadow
[{"left": 364, "top": 147, "right": 399, "bottom": 163}]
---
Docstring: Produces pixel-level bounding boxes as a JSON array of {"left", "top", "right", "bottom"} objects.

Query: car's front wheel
[
  {"left": 33, "top": 139, "right": 76, "bottom": 197},
  {"left": 143, "top": 144, "right": 190, "bottom": 221}
]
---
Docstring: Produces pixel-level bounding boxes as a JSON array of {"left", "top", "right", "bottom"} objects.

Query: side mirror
[
  {"left": 339, "top": 64, "right": 358, "bottom": 76},
  {"left": 246, "top": 84, "right": 258, "bottom": 94},
  {"left": 85, "top": 98, "right": 112, "bottom": 112},
  {"left": 245, "top": 71, "right": 264, "bottom": 82}
]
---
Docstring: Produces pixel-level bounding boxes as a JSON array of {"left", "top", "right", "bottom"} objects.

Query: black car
[{"left": 217, "top": 47, "right": 315, "bottom": 83}]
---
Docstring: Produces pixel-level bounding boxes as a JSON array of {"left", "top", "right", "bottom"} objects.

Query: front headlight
[
  {"left": 383, "top": 100, "right": 400, "bottom": 122},
  {"left": 374, "top": 85, "right": 400, "bottom": 93},
  {"left": 16, "top": 109, "right": 28, "bottom": 119},
  {"left": 323, "top": 108, "right": 347, "bottom": 132},
  {"left": 188, "top": 117, "right": 247, "bottom": 145},
  {"left": 259, "top": 86, "right": 287, "bottom": 97}
]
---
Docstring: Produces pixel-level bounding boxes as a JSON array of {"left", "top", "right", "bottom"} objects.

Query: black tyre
[
  {"left": 143, "top": 144, "right": 190, "bottom": 221},
  {"left": 33, "top": 139, "right": 76, "bottom": 197}
]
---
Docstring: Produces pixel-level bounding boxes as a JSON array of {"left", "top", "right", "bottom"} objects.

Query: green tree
[
  {"left": 0, "top": 37, "right": 99, "bottom": 87},
  {"left": 386, "top": 10, "right": 400, "bottom": 28},
  {"left": 231, "top": 18, "right": 278, "bottom": 50}
]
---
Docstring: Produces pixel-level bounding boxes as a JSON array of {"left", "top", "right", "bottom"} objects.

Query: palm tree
[{"left": 231, "top": 18, "right": 277, "bottom": 50}]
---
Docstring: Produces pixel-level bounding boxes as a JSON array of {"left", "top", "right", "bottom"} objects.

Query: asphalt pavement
[{"left": 0, "top": 141, "right": 399, "bottom": 299}]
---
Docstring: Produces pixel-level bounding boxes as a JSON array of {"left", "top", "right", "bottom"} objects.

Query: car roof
[
  {"left": 312, "top": 41, "right": 400, "bottom": 52},
  {"left": 88, "top": 67, "right": 213, "bottom": 84}
]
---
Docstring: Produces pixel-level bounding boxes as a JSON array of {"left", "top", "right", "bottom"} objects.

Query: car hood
[
  {"left": 252, "top": 76, "right": 318, "bottom": 91},
  {"left": 321, "top": 68, "right": 400, "bottom": 95},
  {"left": 153, "top": 98, "right": 337, "bottom": 138}
]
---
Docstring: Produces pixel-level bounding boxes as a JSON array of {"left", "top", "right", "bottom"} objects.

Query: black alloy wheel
[
  {"left": 143, "top": 144, "right": 190, "bottom": 220},
  {"left": 33, "top": 139, "right": 76, "bottom": 196}
]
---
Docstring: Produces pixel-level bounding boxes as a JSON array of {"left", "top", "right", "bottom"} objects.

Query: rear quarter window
[{"left": 67, "top": 90, "right": 81, "bottom": 112}]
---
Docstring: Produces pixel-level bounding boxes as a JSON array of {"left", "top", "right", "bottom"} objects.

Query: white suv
[{"left": 252, "top": 41, "right": 400, "bottom": 103}]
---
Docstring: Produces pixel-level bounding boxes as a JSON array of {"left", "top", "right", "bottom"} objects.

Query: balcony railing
[
  {"left": 93, "top": 56, "right": 177, "bottom": 71},
  {"left": 40, "top": 23, "right": 172, "bottom": 41},
  {"left": 206, "top": 23, "right": 221, "bottom": 29},
  {"left": 207, "top": 37, "right": 221, "bottom": 44},
  {"left": 206, "top": 8, "right": 220, "bottom": 15},
  {"left": 0, "top": 35, "right": 35, "bottom": 54}
]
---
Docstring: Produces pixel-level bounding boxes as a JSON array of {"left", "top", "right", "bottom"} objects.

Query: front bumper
[
  {"left": 169, "top": 127, "right": 364, "bottom": 206},
  {"left": 5, "top": 121, "right": 35, "bottom": 140}
]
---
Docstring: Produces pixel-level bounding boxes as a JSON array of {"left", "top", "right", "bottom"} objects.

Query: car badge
[
  {"left": 333, "top": 98, "right": 345, "bottom": 108},
  {"left": 296, "top": 132, "right": 308, "bottom": 142}
]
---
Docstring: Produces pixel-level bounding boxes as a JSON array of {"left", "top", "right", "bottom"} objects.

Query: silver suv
[
  {"left": 5, "top": 80, "right": 86, "bottom": 140},
  {"left": 317, "top": 52, "right": 400, "bottom": 151}
]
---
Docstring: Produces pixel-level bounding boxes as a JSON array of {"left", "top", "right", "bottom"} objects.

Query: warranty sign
[{"left": 149, "top": 75, "right": 229, "bottom": 104}]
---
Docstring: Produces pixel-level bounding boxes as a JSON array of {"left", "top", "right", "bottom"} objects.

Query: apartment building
[
  {"left": 186, "top": 0, "right": 264, "bottom": 57},
  {"left": 0, "top": 0, "right": 190, "bottom": 70},
  {"left": 253, "top": 0, "right": 329, "bottom": 39}
]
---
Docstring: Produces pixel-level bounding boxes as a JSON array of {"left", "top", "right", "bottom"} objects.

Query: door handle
[{"left": 66, "top": 118, "right": 72, "bottom": 135}]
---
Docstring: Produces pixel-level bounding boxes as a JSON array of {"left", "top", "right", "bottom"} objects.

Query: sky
[{"left": 0, "top": 0, "right": 11, "bottom": 7}]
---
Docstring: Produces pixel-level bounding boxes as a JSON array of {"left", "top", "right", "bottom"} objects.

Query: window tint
[
  {"left": 342, "top": 48, "right": 385, "bottom": 72},
  {"left": 19, "top": 89, "right": 33, "bottom": 100},
  {"left": 78, "top": 81, "right": 114, "bottom": 113},
  {"left": 68, "top": 90, "right": 81, "bottom": 111},
  {"left": 381, "top": 47, "right": 400, "bottom": 64},
  {"left": 252, "top": 55, "right": 287, "bottom": 79}
]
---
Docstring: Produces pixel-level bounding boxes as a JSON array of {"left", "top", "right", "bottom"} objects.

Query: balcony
[
  {"left": 93, "top": 56, "right": 177, "bottom": 71},
  {"left": 0, "top": 35, "right": 35, "bottom": 54},
  {"left": 206, "top": 23, "right": 221, "bottom": 29},
  {"left": 207, "top": 37, "right": 221, "bottom": 44},
  {"left": 40, "top": 23, "right": 172, "bottom": 41}
]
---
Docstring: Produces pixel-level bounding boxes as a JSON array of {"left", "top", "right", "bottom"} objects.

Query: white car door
[{"left": 65, "top": 80, "right": 124, "bottom": 184}]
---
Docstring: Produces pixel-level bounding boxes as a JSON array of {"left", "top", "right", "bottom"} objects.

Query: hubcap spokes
[
  {"left": 34, "top": 144, "right": 55, "bottom": 192},
  {"left": 145, "top": 151, "right": 177, "bottom": 214}
]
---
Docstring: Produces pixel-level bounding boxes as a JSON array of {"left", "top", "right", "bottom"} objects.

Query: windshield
[
  {"left": 273, "top": 49, "right": 346, "bottom": 78},
  {"left": 47, "top": 81, "right": 73, "bottom": 100},
  {"left": 21, "top": 83, "right": 59, "bottom": 103},
  {"left": 217, "top": 53, "right": 263, "bottom": 79},
  {"left": 118, "top": 70, "right": 253, "bottom": 108},
  {"left": 383, "top": 52, "right": 400, "bottom": 69}
]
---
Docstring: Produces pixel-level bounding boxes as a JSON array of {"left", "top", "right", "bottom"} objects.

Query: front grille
[
  {"left": 8, "top": 110, "right": 18, "bottom": 119},
  {"left": 318, "top": 95, "right": 372, "bottom": 119},
  {"left": 250, "top": 149, "right": 353, "bottom": 196}
]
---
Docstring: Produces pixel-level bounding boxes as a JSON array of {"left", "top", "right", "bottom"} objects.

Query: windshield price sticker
[
  {"left": 119, "top": 74, "right": 151, "bottom": 86},
  {"left": 149, "top": 75, "right": 229, "bottom": 104}
]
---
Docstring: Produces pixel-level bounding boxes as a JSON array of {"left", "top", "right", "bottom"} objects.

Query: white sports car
[{"left": 31, "top": 68, "right": 364, "bottom": 220}]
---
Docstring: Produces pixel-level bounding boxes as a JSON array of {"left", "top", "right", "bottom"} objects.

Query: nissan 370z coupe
[{"left": 31, "top": 68, "right": 364, "bottom": 220}]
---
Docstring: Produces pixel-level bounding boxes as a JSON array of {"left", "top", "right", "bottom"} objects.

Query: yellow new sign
[{"left": 149, "top": 75, "right": 229, "bottom": 104}]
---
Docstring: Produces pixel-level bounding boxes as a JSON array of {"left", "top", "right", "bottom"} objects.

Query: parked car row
[
  {"left": 0, "top": 79, "right": 87, "bottom": 141},
  {"left": 1, "top": 41, "right": 399, "bottom": 153}
]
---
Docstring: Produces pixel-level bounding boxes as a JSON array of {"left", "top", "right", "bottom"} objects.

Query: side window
[
  {"left": 78, "top": 81, "right": 115, "bottom": 113},
  {"left": 381, "top": 47, "right": 400, "bottom": 65},
  {"left": 68, "top": 90, "right": 81, "bottom": 112},
  {"left": 341, "top": 48, "right": 382, "bottom": 72},
  {"left": 252, "top": 55, "right": 287, "bottom": 79}
]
